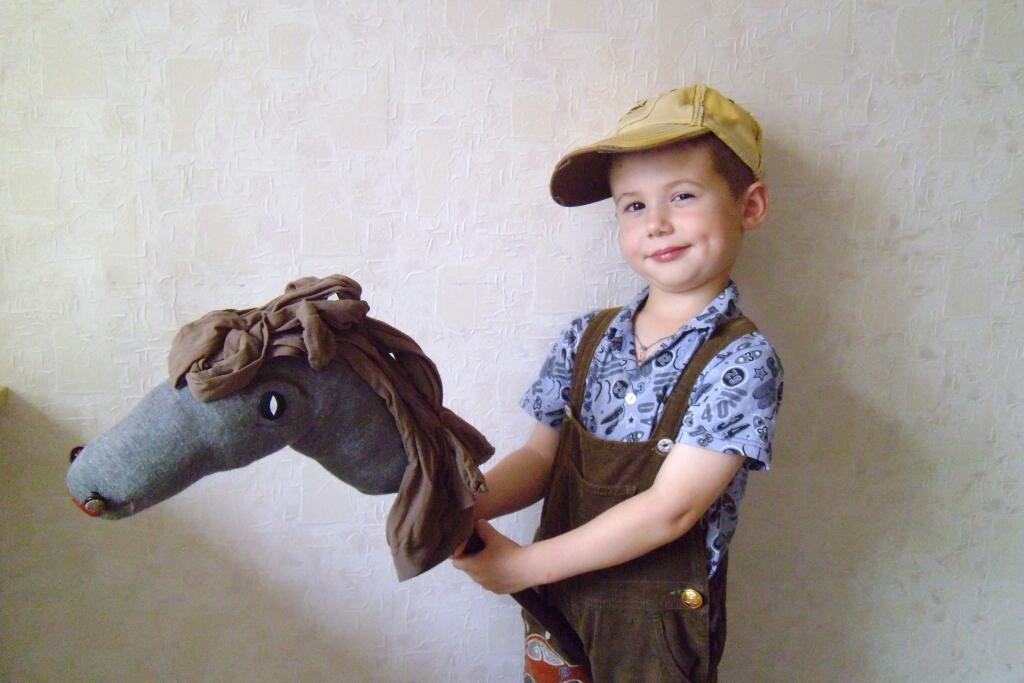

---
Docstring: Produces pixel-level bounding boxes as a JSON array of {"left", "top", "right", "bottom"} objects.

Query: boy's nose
[{"left": 646, "top": 209, "right": 673, "bottom": 237}]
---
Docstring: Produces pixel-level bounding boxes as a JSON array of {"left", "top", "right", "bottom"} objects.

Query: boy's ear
[{"left": 740, "top": 182, "right": 769, "bottom": 232}]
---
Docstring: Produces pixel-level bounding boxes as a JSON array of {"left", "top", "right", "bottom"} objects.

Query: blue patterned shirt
[{"left": 520, "top": 281, "right": 784, "bottom": 576}]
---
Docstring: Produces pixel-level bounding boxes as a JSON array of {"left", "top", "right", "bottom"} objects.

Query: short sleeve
[
  {"left": 676, "top": 331, "right": 784, "bottom": 470},
  {"left": 519, "top": 311, "right": 599, "bottom": 429}
]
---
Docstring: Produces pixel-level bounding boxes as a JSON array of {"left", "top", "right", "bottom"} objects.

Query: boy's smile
[
  {"left": 608, "top": 138, "right": 767, "bottom": 305},
  {"left": 649, "top": 245, "right": 690, "bottom": 262}
]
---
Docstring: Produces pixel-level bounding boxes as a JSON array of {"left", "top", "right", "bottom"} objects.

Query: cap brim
[{"left": 550, "top": 124, "right": 709, "bottom": 207}]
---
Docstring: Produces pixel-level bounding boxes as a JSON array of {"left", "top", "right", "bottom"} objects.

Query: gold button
[{"left": 680, "top": 588, "right": 703, "bottom": 609}]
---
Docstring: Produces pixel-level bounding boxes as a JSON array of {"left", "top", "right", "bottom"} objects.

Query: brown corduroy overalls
[{"left": 523, "top": 308, "right": 757, "bottom": 683}]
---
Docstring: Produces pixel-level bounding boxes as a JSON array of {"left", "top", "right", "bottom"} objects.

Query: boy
[{"left": 453, "top": 84, "right": 784, "bottom": 682}]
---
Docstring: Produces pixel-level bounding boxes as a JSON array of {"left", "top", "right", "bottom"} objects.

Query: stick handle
[{"left": 462, "top": 530, "right": 591, "bottom": 672}]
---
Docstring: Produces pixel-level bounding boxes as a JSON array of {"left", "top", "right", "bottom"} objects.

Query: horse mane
[{"left": 167, "top": 274, "right": 493, "bottom": 580}]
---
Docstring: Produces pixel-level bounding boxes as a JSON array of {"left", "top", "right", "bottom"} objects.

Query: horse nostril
[
  {"left": 69, "top": 446, "right": 84, "bottom": 463},
  {"left": 83, "top": 495, "right": 107, "bottom": 515}
]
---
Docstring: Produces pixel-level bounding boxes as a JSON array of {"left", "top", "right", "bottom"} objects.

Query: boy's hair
[{"left": 689, "top": 134, "right": 758, "bottom": 198}]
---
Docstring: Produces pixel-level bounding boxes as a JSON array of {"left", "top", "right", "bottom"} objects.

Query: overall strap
[
  {"left": 654, "top": 315, "right": 758, "bottom": 439},
  {"left": 568, "top": 308, "right": 621, "bottom": 416}
]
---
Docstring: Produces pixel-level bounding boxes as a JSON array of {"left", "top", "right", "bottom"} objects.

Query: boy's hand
[
  {"left": 452, "top": 520, "right": 536, "bottom": 594},
  {"left": 457, "top": 443, "right": 744, "bottom": 591}
]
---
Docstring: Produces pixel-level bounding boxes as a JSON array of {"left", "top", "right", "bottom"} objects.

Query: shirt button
[{"left": 624, "top": 392, "right": 637, "bottom": 405}]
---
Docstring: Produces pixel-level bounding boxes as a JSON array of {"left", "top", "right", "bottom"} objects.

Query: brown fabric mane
[{"left": 168, "top": 274, "right": 492, "bottom": 580}]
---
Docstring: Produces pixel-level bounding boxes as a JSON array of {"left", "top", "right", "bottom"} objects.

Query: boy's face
[{"left": 608, "top": 139, "right": 765, "bottom": 300}]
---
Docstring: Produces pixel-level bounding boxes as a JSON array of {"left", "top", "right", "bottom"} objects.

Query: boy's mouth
[{"left": 649, "top": 246, "right": 689, "bottom": 262}]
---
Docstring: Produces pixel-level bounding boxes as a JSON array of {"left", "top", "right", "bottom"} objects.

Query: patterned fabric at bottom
[{"left": 523, "top": 634, "right": 592, "bottom": 683}]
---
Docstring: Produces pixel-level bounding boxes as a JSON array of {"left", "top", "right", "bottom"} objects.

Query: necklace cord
[{"left": 635, "top": 332, "right": 673, "bottom": 361}]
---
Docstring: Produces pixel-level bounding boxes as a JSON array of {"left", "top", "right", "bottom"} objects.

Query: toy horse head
[
  {"left": 66, "top": 356, "right": 408, "bottom": 518},
  {"left": 66, "top": 275, "right": 493, "bottom": 579}
]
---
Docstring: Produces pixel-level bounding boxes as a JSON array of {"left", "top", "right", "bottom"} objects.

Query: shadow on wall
[
  {"left": 719, "top": 138, "right": 955, "bottom": 681},
  {"left": 0, "top": 392, "right": 384, "bottom": 681}
]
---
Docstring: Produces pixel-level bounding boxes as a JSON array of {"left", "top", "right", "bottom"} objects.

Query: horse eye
[{"left": 258, "top": 391, "right": 286, "bottom": 420}]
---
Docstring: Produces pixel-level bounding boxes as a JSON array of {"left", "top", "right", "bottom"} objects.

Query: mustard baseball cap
[{"left": 549, "top": 84, "right": 764, "bottom": 207}]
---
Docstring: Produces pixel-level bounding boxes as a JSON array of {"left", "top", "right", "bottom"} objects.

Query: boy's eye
[
  {"left": 623, "top": 201, "right": 645, "bottom": 213},
  {"left": 671, "top": 192, "right": 694, "bottom": 202}
]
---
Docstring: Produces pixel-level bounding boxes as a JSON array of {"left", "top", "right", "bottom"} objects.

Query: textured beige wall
[{"left": 2, "top": 1, "right": 1022, "bottom": 681}]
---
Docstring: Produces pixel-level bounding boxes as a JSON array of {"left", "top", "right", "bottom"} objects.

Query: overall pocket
[
  {"left": 561, "top": 453, "right": 638, "bottom": 529},
  {"left": 572, "top": 600, "right": 707, "bottom": 682},
  {"left": 658, "top": 607, "right": 709, "bottom": 681}
]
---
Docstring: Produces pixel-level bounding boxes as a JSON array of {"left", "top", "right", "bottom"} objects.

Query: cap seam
[{"left": 694, "top": 84, "right": 706, "bottom": 126}]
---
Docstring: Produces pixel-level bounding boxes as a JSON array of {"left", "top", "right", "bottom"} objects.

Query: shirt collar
[{"left": 612, "top": 280, "right": 743, "bottom": 352}]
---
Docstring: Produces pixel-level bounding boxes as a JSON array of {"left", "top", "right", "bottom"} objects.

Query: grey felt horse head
[
  {"left": 66, "top": 275, "right": 493, "bottom": 579},
  {"left": 66, "top": 356, "right": 408, "bottom": 517}
]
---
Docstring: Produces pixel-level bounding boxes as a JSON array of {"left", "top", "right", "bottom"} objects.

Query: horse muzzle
[{"left": 70, "top": 492, "right": 108, "bottom": 517}]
